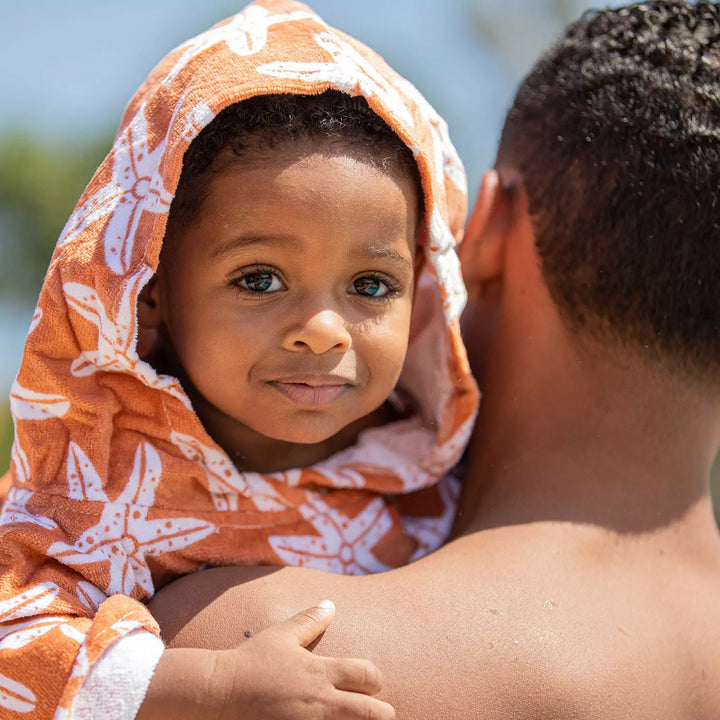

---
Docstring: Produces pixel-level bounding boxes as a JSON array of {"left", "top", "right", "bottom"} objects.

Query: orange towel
[{"left": 0, "top": 1, "right": 477, "bottom": 716}]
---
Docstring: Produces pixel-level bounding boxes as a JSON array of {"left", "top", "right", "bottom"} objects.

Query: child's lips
[{"left": 268, "top": 377, "right": 352, "bottom": 408}]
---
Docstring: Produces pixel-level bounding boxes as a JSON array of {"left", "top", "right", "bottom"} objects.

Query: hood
[{"left": 9, "top": 0, "right": 478, "bottom": 505}]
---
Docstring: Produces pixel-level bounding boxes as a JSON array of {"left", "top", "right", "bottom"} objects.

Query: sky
[{"left": 0, "top": 0, "right": 599, "bottom": 391}]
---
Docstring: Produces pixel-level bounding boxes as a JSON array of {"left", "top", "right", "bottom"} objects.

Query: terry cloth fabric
[{"left": 0, "top": 0, "right": 478, "bottom": 717}]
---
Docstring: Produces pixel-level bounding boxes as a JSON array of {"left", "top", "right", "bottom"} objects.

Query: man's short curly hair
[
  {"left": 167, "top": 90, "right": 421, "bottom": 231},
  {"left": 499, "top": 0, "right": 720, "bottom": 380}
]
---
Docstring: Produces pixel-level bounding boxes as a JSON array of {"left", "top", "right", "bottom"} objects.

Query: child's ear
[
  {"left": 137, "top": 275, "right": 163, "bottom": 329},
  {"left": 458, "top": 169, "right": 510, "bottom": 301}
]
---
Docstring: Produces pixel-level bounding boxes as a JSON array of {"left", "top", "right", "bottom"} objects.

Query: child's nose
[{"left": 281, "top": 308, "right": 351, "bottom": 354}]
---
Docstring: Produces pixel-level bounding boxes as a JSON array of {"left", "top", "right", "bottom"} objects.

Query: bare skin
[
  {"left": 150, "top": 169, "right": 720, "bottom": 719},
  {"left": 137, "top": 600, "right": 393, "bottom": 720}
]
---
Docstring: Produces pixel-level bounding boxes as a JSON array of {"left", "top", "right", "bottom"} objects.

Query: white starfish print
[
  {"left": 48, "top": 442, "right": 216, "bottom": 597},
  {"left": 428, "top": 207, "right": 467, "bottom": 322},
  {"left": 64, "top": 267, "right": 150, "bottom": 377},
  {"left": 403, "top": 472, "right": 462, "bottom": 562},
  {"left": 102, "top": 104, "right": 173, "bottom": 274},
  {"left": 8, "top": 382, "right": 69, "bottom": 486},
  {"left": 181, "top": 101, "right": 215, "bottom": 143},
  {"left": 10, "top": 381, "right": 70, "bottom": 420},
  {"left": 0, "top": 615, "right": 71, "bottom": 652},
  {"left": 171, "top": 431, "right": 249, "bottom": 510},
  {"left": 9, "top": 436, "right": 30, "bottom": 485},
  {"left": 76, "top": 581, "right": 107, "bottom": 613},
  {"left": 0, "top": 487, "right": 58, "bottom": 530},
  {"left": 0, "top": 585, "right": 72, "bottom": 713},
  {"left": 28, "top": 306, "right": 42, "bottom": 335},
  {"left": 58, "top": 103, "right": 172, "bottom": 274},
  {"left": 0, "top": 582, "right": 59, "bottom": 624},
  {"left": 0, "top": 672, "right": 36, "bottom": 714},
  {"left": 63, "top": 267, "right": 191, "bottom": 411},
  {"left": 269, "top": 493, "right": 394, "bottom": 574},
  {"left": 392, "top": 75, "right": 466, "bottom": 195},
  {"left": 258, "top": 32, "right": 414, "bottom": 130},
  {"left": 171, "top": 431, "right": 288, "bottom": 512},
  {"left": 309, "top": 465, "right": 368, "bottom": 489},
  {"left": 423, "top": 410, "right": 475, "bottom": 477},
  {"left": 57, "top": 180, "right": 127, "bottom": 250},
  {"left": 162, "top": 5, "right": 318, "bottom": 86}
]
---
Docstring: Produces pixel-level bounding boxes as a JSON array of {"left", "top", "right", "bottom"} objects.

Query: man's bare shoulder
[{"left": 149, "top": 521, "right": 720, "bottom": 720}]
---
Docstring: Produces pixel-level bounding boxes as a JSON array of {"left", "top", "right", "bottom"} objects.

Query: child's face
[{"left": 155, "top": 146, "right": 420, "bottom": 451}]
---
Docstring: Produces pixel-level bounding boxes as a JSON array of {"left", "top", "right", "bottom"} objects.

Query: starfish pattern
[
  {"left": 0, "top": 583, "right": 82, "bottom": 713},
  {"left": 258, "top": 32, "right": 414, "bottom": 130},
  {"left": 0, "top": 488, "right": 58, "bottom": 530},
  {"left": 0, "top": 672, "right": 36, "bottom": 713},
  {"left": 403, "top": 473, "right": 462, "bottom": 562},
  {"left": 10, "top": 382, "right": 70, "bottom": 421},
  {"left": 58, "top": 103, "right": 172, "bottom": 276},
  {"left": 64, "top": 267, "right": 151, "bottom": 377},
  {"left": 8, "top": 382, "right": 70, "bottom": 486},
  {"left": 162, "top": 5, "right": 318, "bottom": 86},
  {"left": 28, "top": 306, "right": 42, "bottom": 335},
  {"left": 64, "top": 267, "right": 192, "bottom": 414},
  {"left": 75, "top": 581, "right": 107, "bottom": 614},
  {"left": 181, "top": 101, "right": 215, "bottom": 144},
  {"left": 102, "top": 104, "right": 173, "bottom": 274},
  {"left": 429, "top": 206, "right": 468, "bottom": 322},
  {"left": 0, "top": 615, "right": 71, "bottom": 652},
  {"left": 170, "top": 431, "right": 289, "bottom": 512},
  {"left": 47, "top": 442, "right": 216, "bottom": 597},
  {"left": 9, "top": 437, "right": 29, "bottom": 485},
  {"left": 269, "top": 493, "right": 394, "bottom": 574},
  {"left": 0, "top": 582, "right": 59, "bottom": 625},
  {"left": 392, "top": 75, "right": 466, "bottom": 195}
]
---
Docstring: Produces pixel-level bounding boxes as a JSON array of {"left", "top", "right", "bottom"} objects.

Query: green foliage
[
  {"left": 0, "top": 405, "right": 11, "bottom": 475},
  {"left": 0, "top": 132, "right": 111, "bottom": 300}
]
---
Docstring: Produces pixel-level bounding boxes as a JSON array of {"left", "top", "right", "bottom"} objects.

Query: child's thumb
[{"left": 276, "top": 599, "right": 336, "bottom": 647}]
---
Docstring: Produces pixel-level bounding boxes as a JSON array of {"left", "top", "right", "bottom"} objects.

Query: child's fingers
[
  {"left": 271, "top": 599, "right": 336, "bottom": 647},
  {"left": 332, "top": 691, "right": 396, "bottom": 720},
  {"left": 324, "top": 656, "right": 384, "bottom": 695}
]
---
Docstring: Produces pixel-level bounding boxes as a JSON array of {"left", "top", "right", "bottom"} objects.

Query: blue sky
[
  {"left": 2, "top": 0, "right": 594, "bottom": 187},
  {"left": 0, "top": 0, "right": 597, "bottom": 391}
]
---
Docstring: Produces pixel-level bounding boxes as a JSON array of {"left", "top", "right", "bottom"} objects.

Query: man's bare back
[{"left": 149, "top": 3, "right": 720, "bottom": 717}]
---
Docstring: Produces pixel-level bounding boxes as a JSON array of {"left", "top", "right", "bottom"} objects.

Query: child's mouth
[{"left": 268, "top": 380, "right": 351, "bottom": 408}]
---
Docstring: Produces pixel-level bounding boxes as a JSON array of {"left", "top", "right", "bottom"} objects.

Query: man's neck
[{"left": 455, "top": 340, "right": 720, "bottom": 540}]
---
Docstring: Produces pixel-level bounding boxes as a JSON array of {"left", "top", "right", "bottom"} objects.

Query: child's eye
[
  {"left": 350, "top": 275, "right": 399, "bottom": 299},
  {"left": 233, "top": 270, "right": 285, "bottom": 294}
]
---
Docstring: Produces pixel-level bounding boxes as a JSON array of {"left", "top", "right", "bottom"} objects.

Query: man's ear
[
  {"left": 458, "top": 169, "right": 510, "bottom": 301},
  {"left": 137, "top": 275, "right": 163, "bottom": 329},
  {"left": 414, "top": 227, "right": 426, "bottom": 277}
]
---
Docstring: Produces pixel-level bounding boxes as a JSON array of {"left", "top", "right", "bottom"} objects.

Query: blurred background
[{"left": 1, "top": 0, "right": 718, "bottom": 515}]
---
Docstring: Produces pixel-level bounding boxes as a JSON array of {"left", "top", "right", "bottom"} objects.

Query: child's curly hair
[{"left": 168, "top": 89, "right": 421, "bottom": 231}]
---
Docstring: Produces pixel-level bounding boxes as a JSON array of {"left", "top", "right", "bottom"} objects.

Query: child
[{"left": 0, "top": 1, "right": 477, "bottom": 718}]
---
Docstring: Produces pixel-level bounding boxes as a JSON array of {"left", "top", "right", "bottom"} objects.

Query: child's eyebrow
[
  {"left": 208, "top": 236, "right": 414, "bottom": 271},
  {"left": 208, "top": 234, "right": 300, "bottom": 261},
  {"left": 352, "top": 245, "right": 414, "bottom": 271}
]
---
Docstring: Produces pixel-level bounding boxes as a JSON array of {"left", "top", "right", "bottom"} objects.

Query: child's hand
[
  {"left": 139, "top": 599, "right": 396, "bottom": 720},
  {"left": 213, "top": 599, "right": 395, "bottom": 720}
]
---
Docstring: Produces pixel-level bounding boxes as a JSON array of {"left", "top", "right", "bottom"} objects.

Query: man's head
[
  {"left": 497, "top": 0, "right": 720, "bottom": 382},
  {"left": 140, "top": 91, "right": 423, "bottom": 468}
]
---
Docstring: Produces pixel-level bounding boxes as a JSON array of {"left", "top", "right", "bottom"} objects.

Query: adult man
[{"left": 149, "top": 2, "right": 720, "bottom": 717}]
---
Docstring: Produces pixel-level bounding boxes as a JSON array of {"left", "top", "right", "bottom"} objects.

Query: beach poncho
[{"left": 0, "top": 1, "right": 478, "bottom": 717}]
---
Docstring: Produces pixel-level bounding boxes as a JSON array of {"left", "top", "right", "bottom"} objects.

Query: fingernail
[{"left": 317, "top": 599, "right": 335, "bottom": 611}]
